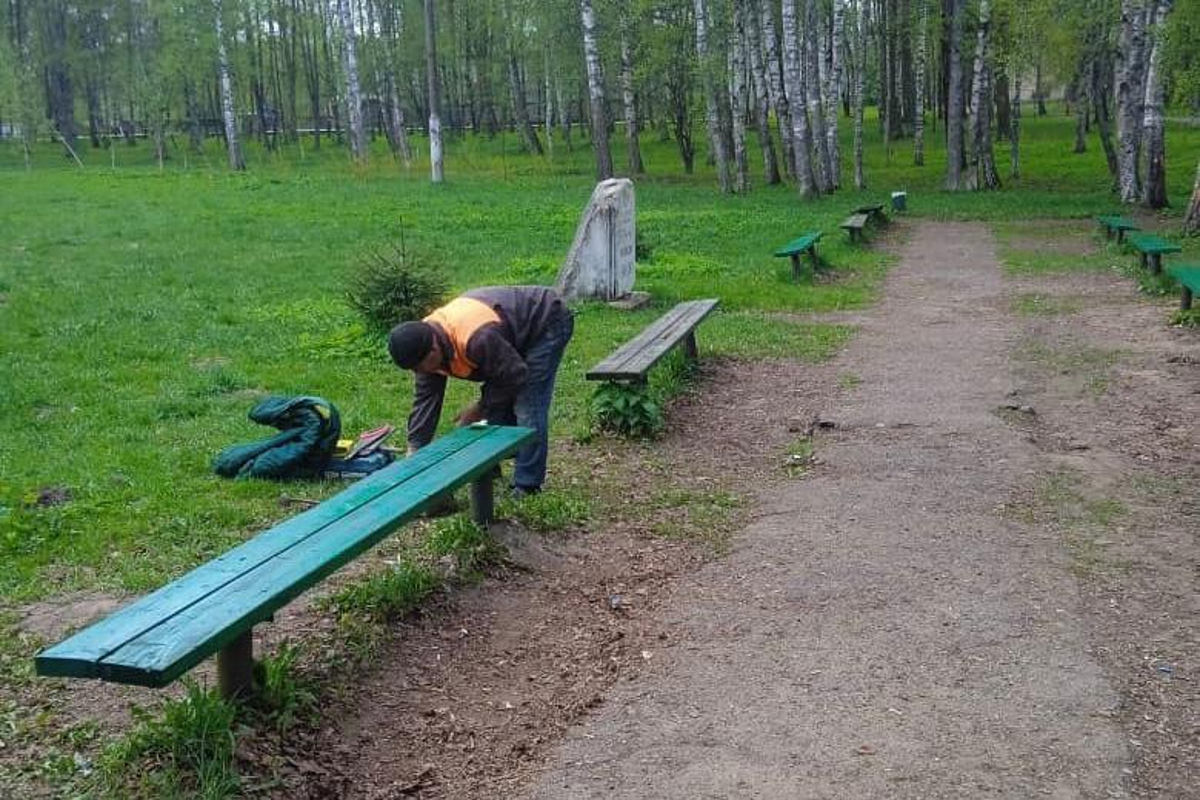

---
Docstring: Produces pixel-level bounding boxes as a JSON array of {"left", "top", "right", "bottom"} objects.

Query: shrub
[
  {"left": 591, "top": 382, "right": 664, "bottom": 439},
  {"left": 346, "top": 241, "right": 448, "bottom": 332}
]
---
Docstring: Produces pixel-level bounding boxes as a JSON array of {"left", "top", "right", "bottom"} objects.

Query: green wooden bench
[
  {"left": 1129, "top": 234, "right": 1182, "bottom": 274},
  {"left": 773, "top": 232, "right": 822, "bottom": 281},
  {"left": 1095, "top": 215, "right": 1140, "bottom": 243},
  {"left": 34, "top": 424, "right": 534, "bottom": 698},
  {"left": 586, "top": 299, "right": 720, "bottom": 383},
  {"left": 840, "top": 213, "right": 870, "bottom": 244},
  {"left": 854, "top": 204, "right": 888, "bottom": 226},
  {"left": 1168, "top": 264, "right": 1200, "bottom": 311}
]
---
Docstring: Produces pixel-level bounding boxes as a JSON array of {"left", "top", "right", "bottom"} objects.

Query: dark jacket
[{"left": 407, "top": 286, "right": 566, "bottom": 448}]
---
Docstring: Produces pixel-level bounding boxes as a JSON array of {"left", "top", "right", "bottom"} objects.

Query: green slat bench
[
  {"left": 1168, "top": 265, "right": 1200, "bottom": 311},
  {"left": 1095, "top": 214, "right": 1140, "bottom": 244},
  {"left": 773, "top": 232, "right": 822, "bottom": 281},
  {"left": 586, "top": 298, "right": 720, "bottom": 383},
  {"left": 1129, "top": 234, "right": 1182, "bottom": 275},
  {"left": 34, "top": 424, "right": 534, "bottom": 698},
  {"left": 840, "top": 213, "right": 870, "bottom": 244},
  {"left": 854, "top": 204, "right": 888, "bottom": 226}
]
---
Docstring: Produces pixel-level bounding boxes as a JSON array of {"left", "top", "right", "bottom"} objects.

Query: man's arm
[
  {"left": 467, "top": 328, "right": 529, "bottom": 422},
  {"left": 407, "top": 372, "right": 447, "bottom": 451}
]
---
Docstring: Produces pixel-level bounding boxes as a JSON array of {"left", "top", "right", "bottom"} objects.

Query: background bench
[
  {"left": 1129, "top": 234, "right": 1181, "bottom": 274},
  {"left": 854, "top": 204, "right": 887, "bottom": 226},
  {"left": 587, "top": 299, "right": 720, "bottom": 383},
  {"left": 1169, "top": 265, "right": 1200, "bottom": 311},
  {"left": 773, "top": 232, "right": 822, "bottom": 281},
  {"left": 35, "top": 424, "right": 534, "bottom": 698},
  {"left": 1096, "top": 214, "right": 1139, "bottom": 243},
  {"left": 840, "top": 213, "right": 870, "bottom": 243}
]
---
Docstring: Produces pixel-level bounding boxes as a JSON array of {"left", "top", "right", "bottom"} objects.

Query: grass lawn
[{"left": 0, "top": 108, "right": 1197, "bottom": 606}]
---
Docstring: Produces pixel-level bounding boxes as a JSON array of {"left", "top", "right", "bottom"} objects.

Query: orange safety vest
[{"left": 423, "top": 297, "right": 502, "bottom": 378}]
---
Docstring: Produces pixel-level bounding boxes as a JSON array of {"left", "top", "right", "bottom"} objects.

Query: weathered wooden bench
[
  {"left": 854, "top": 203, "right": 888, "bottom": 226},
  {"left": 840, "top": 213, "right": 870, "bottom": 244},
  {"left": 773, "top": 232, "right": 822, "bottom": 281},
  {"left": 1168, "top": 264, "right": 1200, "bottom": 311},
  {"left": 35, "top": 424, "right": 534, "bottom": 698},
  {"left": 1096, "top": 214, "right": 1140, "bottom": 243},
  {"left": 586, "top": 299, "right": 720, "bottom": 383},
  {"left": 1129, "top": 234, "right": 1182, "bottom": 274}
]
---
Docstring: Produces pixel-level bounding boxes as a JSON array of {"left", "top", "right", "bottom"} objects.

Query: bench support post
[
  {"left": 1182, "top": 287, "right": 1193, "bottom": 311},
  {"left": 1150, "top": 253, "right": 1162, "bottom": 275},
  {"left": 789, "top": 253, "right": 801, "bottom": 281},
  {"left": 471, "top": 473, "right": 495, "bottom": 527},
  {"left": 809, "top": 247, "right": 819, "bottom": 274},
  {"left": 683, "top": 330, "right": 699, "bottom": 362},
  {"left": 217, "top": 629, "right": 254, "bottom": 699}
]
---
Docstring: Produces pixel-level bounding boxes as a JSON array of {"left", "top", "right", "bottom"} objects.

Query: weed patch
[{"left": 499, "top": 490, "right": 591, "bottom": 532}]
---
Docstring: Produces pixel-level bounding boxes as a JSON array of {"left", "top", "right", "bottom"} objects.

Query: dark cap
[{"left": 387, "top": 321, "right": 434, "bottom": 369}]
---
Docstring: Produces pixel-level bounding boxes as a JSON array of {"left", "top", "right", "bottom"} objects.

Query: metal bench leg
[
  {"left": 683, "top": 330, "right": 699, "bottom": 362},
  {"left": 1150, "top": 254, "right": 1162, "bottom": 275},
  {"left": 809, "top": 247, "right": 819, "bottom": 274},
  {"left": 1116, "top": 229, "right": 1123, "bottom": 243},
  {"left": 1140, "top": 252, "right": 1148, "bottom": 271},
  {"left": 789, "top": 253, "right": 801, "bottom": 281},
  {"left": 1182, "top": 287, "right": 1193, "bottom": 311},
  {"left": 471, "top": 473, "right": 495, "bottom": 527},
  {"left": 217, "top": 629, "right": 254, "bottom": 699}
]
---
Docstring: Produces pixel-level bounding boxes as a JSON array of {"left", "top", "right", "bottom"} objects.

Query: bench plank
[
  {"left": 840, "top": 213, "right": 869, "bottom": 243},
  {"left": 1096, "top": 215, "right": 1140, "bottom": 243},
  {"left": 36, "top": 425, "right": 533, "bottom": 686},
  {"left": 586, "top": 299, "right": 719, "bottom": 381},
  {"left": 1169, "top": 265, "right": 1200, "bottom": 310},
  {"left": 773, "top": 232, "right": 821, "bottom": 257},
  {"left": 1129, "top": 234, "right": 1181, "bottom": 255}
]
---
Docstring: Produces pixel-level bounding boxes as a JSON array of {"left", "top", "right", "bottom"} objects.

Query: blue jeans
[{"left": 510, "top": 312, "right": 574, "bottom": 490}]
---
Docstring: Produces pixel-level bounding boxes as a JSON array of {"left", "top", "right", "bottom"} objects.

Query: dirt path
[{"left": 520, "top": 222, "right": 1134, "bottom": 798}]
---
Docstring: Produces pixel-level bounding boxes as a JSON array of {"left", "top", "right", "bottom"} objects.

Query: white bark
[
  {"left": 782, "top": 0, "right": 817, "bottom": 198},
  {"left": 619, "top": 15, "right": 644, "bottom": 174},
  {"left": 758, "top": 0, "right": 795, "bottom": 178},
  {"left": 213, "top": 0, "right": 244, "bottom": 171},
  {"left": 968, "top": 0, "right": 1000, "bottom": 189},
  {"left": 337, "top": 0, "right": 366, "bottom": 163},
  {"left": 743, "top": 0, "right": 781, "bottom": 184},
  {"left": 730, "top": 7, "right": 750, "bottom": 192},
  {"left": 1117, "top": 0, "right": 1148, "bottom": 203},
  {"left": 853, "top": 0, "right": 867, "bottom": 190},
  {"left": 580, "top": 0, "right": 613, "bottom": 179},
  {"left": 804, "top": 0, "right": 832, "bottom": 192},
  {"left": 913, "top": 0, "right": 927, "bottom": 166},
  {"left": 423, "top": 0, "right": 443, "bottom": 182},
  {"left": 1140, "top": 0, "right": 1170, "bottom": 208},
  {"left": 695, "top": 0, "right": 733, "bottom": 192},
  {"left": 1010, "top": 70, "right": 1022, "bottom": 179},
  {"left": 826, "top": 0, "right": 844, "bottom": 186}
]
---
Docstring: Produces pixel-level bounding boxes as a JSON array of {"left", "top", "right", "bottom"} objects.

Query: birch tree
[
  {"left": 826, "top": 0, "right": 844, "bottom": 184},
  {"left": 214, "top": 0, "right": 245, "bottom": 171},
  {"left": 1117, "top": 0, "right": 1148, "bottom": 202},
  {"left": 695, "top": 0, "right": 732, "bottom": 192},
  {"left": 336, "top": 0, "right": 366, "bottom": 163},
  {"left": 1140, "top": 0, "right": 1171, "bottom": 209},
  {"left": 944, "top": 0, "right": 966, "bottom": 190},
  {"left": 758, "top": 0, "right": 795, "bottom": 178},
  {"left": 968, "top": 0, "right": 1000, "bottom": 189},
  {"left": 782, "top": 0, "right": 817, "bottom": 198},
  {"left": 804, "top": 0, "right": 832, "bottom": 191},
  {"left": 742, "top": 0, "right": 780, "bottom": 184},
  {"left": 853, "top": 0, "right": 868, "bottom": 189},
  {"left": 579, "top": 0, "right": 613, "bottom": 180},
  {"left": 729, "top": 5, "right": 750, "bottom": 192},
  {"left": 913, "top": 0, "right": 927, "bottom": 166},
  {"left": 619, "top": 9, "right": 643, "bottom": 174},
  {"left": 423, "top": 0, "right": 444, "bottom": 182}
]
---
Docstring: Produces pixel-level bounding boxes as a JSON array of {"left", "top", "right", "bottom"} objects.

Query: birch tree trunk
[
  {"left": 853, "top": 0, "right": 868, "bottom": 189},
  {"left": 782, "top": 0, "right": 817, "bottom": 198},
  {"left": 579, "top": 0, "right": 613, "bottom": 180},
  {"left": 214, "top": 0, "right": 246, "bottom": 171},
  {"left": 336, "top": 0, "right": 366, "bottom": 163},
  {"left": 1010, "top": 70, "right": 1021, "bottom": 179},
  {"left": 1117, "top": 0, "right": 1148, "bottom": 202},
  {"left": 944, "top": 0, "right": 966, "bottom": 190},
  {"left": 743, "top": 0, "right": 780, "bottom": 184},
  {"left": 423, "top": 0, "right": 444, "bottom": 182},
  {"left": 827, "top": 0, "right": 844, "bottom": 187},
  {"left": 730, "top": 8, "right": 750, "bottom": 192},
  {"left": 804, "top": 0, "right": 832, "bottom": 191},
  {"left": 1140, "top": 0, "right": 1170, "bottom": 209},
  {"left": 507, "top": 51, "right": 544, "bottom": 155},
  {"left": 544, "top": 47, "right": 555, "bottom": 156},
  {"left": 913, "top": 0, "right": 927, "bottom": 166},
  {"left": 1185, "top": 163, "right": 1200, "bottom": 235},
  {"left": 695, "top": 0, "right": 733, "bottom": 192},
  {"left": 619, "top": 14, "right": 644, "bottom": 174},
  {"left": 968, "top": 0, "right": 1000, "bottom": 189},
  {"left": 758, "top": 0, "right": 795, "bottom": 178}
]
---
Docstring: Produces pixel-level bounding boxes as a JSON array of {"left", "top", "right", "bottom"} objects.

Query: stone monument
[{"left": 556, "top": 178, "right": 640, "bottom": 304}]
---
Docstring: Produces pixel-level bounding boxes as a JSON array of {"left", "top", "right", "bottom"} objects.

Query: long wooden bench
[
  {"left": 1168, "top": 265, "right": 1200, "bottom": 311},
  {"left": 773, "top": 232, "right": 822, "bottom": 281},
  {"left": 35, "top": 424, "right": 534, "bottom": 698},
  {"left": 1096, "top": 214, "right": 1139, "bottom": 243},
  {"left": 840, "top": 213, "right": 870, "bottom": 244},
  {"left": 1129, "top": 234, "right": 1182, "bottom": 274},
  {"left": 586, "top": 299, "right": 720, "bottom": 383},
  {"left": 854, "top": 203, "right": 888, "bottom": 226}
]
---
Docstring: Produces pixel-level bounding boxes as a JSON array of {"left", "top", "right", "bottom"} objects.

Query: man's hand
[{"left": 455, "top": 402, "right": 485, "bottom": 426}]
